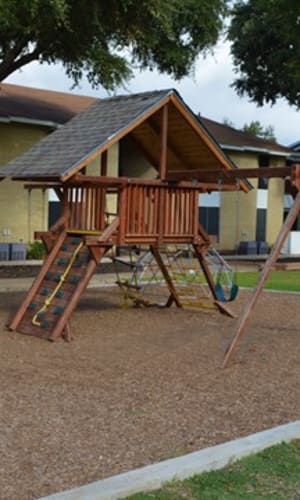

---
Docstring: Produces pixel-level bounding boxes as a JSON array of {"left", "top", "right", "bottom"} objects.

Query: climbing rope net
[{"left": 114, "top": 244, "right": 238, "bottom": 309}]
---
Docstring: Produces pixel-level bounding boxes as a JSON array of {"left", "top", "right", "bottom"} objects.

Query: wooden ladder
[{"left": 8, "top": 219, "right": 119, "bottom": 341}]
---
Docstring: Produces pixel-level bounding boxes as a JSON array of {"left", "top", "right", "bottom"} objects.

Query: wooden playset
[{"left": 1, "top": 89, "right": 299, "bottom": 365}]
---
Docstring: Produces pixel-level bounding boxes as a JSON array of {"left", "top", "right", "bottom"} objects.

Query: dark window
[
  {"left": 48, "top": 201, "right": 61, "bottom": 228},
  {"left": 258, "top": 154, "right": 270, "bottom": 167},
  {"left": 256, "top": 208, "right": 266, "bottom": 241},
  {"left": 199, "top": 207, "right": 219, "bottom": 236},
  {"left": 258, "top": 154, "right": 269, "bottom": 189},
  {"left": 258, "top": 177, "right": 268, "bottom": 189}
]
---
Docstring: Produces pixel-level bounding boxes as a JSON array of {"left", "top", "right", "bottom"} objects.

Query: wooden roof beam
[
  {"left": 159, "top": 104, "right": 168, "bottom": 179},
  {"left": 67, "top": 174, "right": 239, "bottom": 191},
  {"left": 147, "top": 116, "right": 193, "bottom": 172},
  {"left": 24, "top": 183, "right": 62, "bottom": 190}
]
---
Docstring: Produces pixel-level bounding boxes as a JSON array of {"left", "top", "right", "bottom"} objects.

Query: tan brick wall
[
  {"left": 219, "top": 152, "right": 258, "bottom": 250},
  {"left": 219, "top": 151, "right": 286, "bottom": 250},
  {"left": 0, "top": 123, "right": 50, "bottom": 243},
  {"left": 120, "top": 137, "right": 157, "bottom": 179}
]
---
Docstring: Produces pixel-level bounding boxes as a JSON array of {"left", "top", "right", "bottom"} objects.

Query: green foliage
[
  {"left": 222, "top": 117, "right": 277, "bottom": 142},
  {"left": 26, "top": 241, "right": 46, "bottom": 260},
  {"left": 242, "top": 121, "right": 276, "bottom": 142},
  {"left": 222, "top": 117, "right": 235, "bottom": 128},
  {"left": 0, "top": 0, "right": 227, "bottom": 89},
  {"left": 127, "top": 440, "right": 300, "bottom": 499},
  {"left": 228, "top": 0, "right": 300, "bottom": 108}
]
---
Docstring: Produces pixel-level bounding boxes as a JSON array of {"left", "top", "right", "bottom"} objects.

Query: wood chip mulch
[{"left": 0, "top": 288, "right": 299, "bottom": 499}]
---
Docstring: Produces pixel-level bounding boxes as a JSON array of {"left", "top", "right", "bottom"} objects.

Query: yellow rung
[
  {"left": 67, "top": 229, "right": 102, "bottom": 235},
  {"left": 180, "top": 300, "right": 216, "bottom": 310}
]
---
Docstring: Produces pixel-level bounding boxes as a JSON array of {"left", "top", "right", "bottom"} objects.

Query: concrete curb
[{"left": 39, "top": 420, "right": 300, "bottom": 500}]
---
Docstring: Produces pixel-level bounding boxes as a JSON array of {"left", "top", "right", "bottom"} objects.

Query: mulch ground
[{"left": 0, "top": 287, "right": 299, "bottom": 500}]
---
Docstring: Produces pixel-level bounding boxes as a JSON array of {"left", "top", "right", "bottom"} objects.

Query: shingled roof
[
  {"left": 1, "top": 88, "right": 244, "bottom": 184},
  {"left": 1, "top": 90, "right": 172, "bottom": 179},
  {"left": 0, "top": 82, "right": 95, "bottom": 125},
  {"left": 200, "top": 116, "right": 291, "bottom": 156}
]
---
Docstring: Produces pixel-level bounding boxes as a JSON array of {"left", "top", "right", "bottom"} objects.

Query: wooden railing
[
  {"left": 63, "top": 179, "right": 199, "bottom": 244},
  {"left": 65, "top": 186, "right": 106, "bottom": 232},
  {"left": 120, "top": 183, "right": 199, "bottom": 244}
]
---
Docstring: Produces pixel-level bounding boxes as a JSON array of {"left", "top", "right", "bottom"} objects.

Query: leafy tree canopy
[
  {"left": 222, "top": 117, "right": 277, "bottom": 142},
  {"left": 229, "top": 0, "right": 300, "bottom": 108},
  {"left": 241, "top": 121, "right": 276, "bottom": 142},
  {"left": 0, "top": 0, "right": 227, "bottom": 89}
]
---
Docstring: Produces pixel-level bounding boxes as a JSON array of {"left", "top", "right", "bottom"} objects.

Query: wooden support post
[
  {"left": 193, "top": 243, "right": 235, "bottom": 318},
  {"left": 222, "top": 190, "right": 300, "bottom": 368},
  {"left": 193, "top": 243, "right": 218, "bottom": 300},
  {"left": 150, "top": 245, "right": 182, "bottom": 308},
  {"left": 159, "top": 104, "right": 168, "bottom": 180},
  {"left": 118, "top": 186, "right": 127, "bottom": 245}
]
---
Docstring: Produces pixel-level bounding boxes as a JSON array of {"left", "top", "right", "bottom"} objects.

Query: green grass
[
  {"left": 236, "top": 270, "right": 300, "bottom": 292},
  {"left": 126, "top": 440, "right": 300, "bottom": 499}
]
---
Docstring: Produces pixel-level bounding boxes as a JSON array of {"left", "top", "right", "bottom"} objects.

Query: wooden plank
[
  {"left": 150, "top": 245, "right": 182, "bottom": 308},
  {"left": 160, "top": 104, "right": 168, "bottom": 180},
  {"left": 69, "top": 174, "right": 237, "bottom": 191},
  {"left": 167, "top": 166, "right": 292, "bottom": 181},
  {"left": 118, "top": 187, "right": 127, "bottom": 245}
]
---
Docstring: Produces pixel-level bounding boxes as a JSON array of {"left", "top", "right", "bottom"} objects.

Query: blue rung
[
  {"left": 55, "top": 274, "right": 62, "bottom": 282},
  {"left": 70, "top": 275, "right": 80, "bottom": 284},
  {"left": 37, "top": 311, "right": 45, "bottom": 319},
  {"left": 28, "top": 302, "right": 36, "bottom": 310},
  {"left": 74, "top": 260, "right": 82, "bottom": 268},
  {"left": 45, "top": 272, "right": 52, "bottom": 280},
  {"left": 58, "top": 257, "right": 67, "bottom": 265},
  {"left": 41, "top": 320, "right": 49, "bottom": 329},
  {"left": 62, "top": 243, "right": 68, "bottom": 251},
  {"left": 54, "top": 306, "right": 64, "bottom": 315},
  {"left": 55, "top": 290, "right": 64, "bottom": 298},
  {"left": 71, "top": 237, "right": 81, "bottom": 245},
  {"left": 40, "top": 288, "right": 49, "bottom": 296}
]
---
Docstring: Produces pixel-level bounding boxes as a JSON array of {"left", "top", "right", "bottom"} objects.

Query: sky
[{"left": 6, "top": 40, "right": 300, "bottom": 147}]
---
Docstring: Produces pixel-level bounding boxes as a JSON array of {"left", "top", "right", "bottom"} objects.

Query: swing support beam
[{"left": 222, "top": 190, "right": 300, "bottom": 368}]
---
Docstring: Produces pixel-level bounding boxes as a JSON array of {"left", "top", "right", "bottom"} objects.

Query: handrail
[
  {"left": 67, "top": 174, "right": 236, "bottom": 191},
  {"left": 58, "top": 179, "right": 202, "bottom": 243}
]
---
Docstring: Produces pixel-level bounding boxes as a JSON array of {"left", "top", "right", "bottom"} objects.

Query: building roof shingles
[{"left": 199, "top": 116, "right": 290, "bottom": 154}]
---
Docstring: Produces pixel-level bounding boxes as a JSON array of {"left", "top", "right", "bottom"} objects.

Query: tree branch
[{"left": 0, "top": 48, "right": 40, "bottom": 81}]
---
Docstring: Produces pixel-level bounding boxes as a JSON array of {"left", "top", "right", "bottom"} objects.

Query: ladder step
[{"left": 54, "top": 306, "right": 64, "bottom": 315}]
